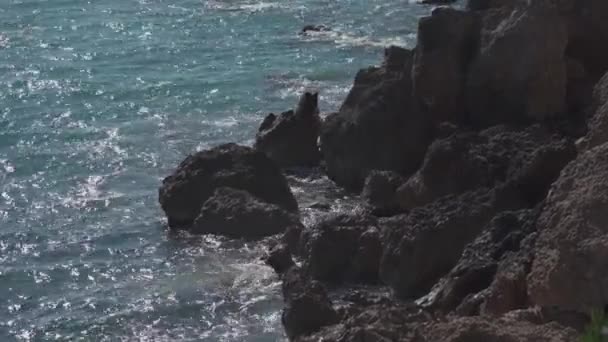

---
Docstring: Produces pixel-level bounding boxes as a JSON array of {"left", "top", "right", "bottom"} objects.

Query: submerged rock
[
  {"left": 320, "top": 46, "right": 432, "bottom": 190},
  {"left": 255, "top": 92, "right": 322, "bottom": 168},
  {"left": 528, "top": 142, "right": 608, "bottom": 314},
  {"left": 300, "top": 25, "right": 330, "bottom": 35},
  {"left": 159, "top": 143, "right": 297, "bottom": 228},
  {"left": 192, "top": 187, "right": 302, "bottom": 238}
]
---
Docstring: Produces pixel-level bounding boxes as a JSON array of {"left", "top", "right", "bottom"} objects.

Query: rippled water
[{"left": 0, "top": 0, "right": 430, "bottom": 340}]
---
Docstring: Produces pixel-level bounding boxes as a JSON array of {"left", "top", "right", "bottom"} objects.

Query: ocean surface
[{"left": 0, "top": 1, "right": 431, "bottom": 340}]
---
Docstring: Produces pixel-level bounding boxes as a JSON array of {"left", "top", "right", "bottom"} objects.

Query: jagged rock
[
  {"left": 417, "top": 316, "right": 579, "bottom": 342},
  {"left": 320, "top": 46, "right": 432, "bottom": 190},
  {"left": 361, "top": 170, "right": 404, "bottom": 216},
  {"left": 417, "top": 0, "right": 457, "bottom": 5},
  {"left": 528, "top": 142, "right": 608, "bottom": 314},
  {"left": 466, "top": 0, "right": 523, "bottom": 11},
  {"left": 282, "top": 268, "right": 339, "bottom": 340},
  {"left": 579, "top": 72, "right": 608, "bottom": 150},
  {"left": 255, "top": 92, "right": 322, "bottom": 167},
  {"left": 380, "top": 187, "right": 524, "bottom": 299},
  {"left": 299, "top": 214, "right": 381, "bottom": 284},
  {"left": 413, "top": 7, "right": 479, "bottom": 124},
  {"left": 159, "top": 143, "right": 297, "bottom": 227},
  {"left": 264, "top": 242, "right": 294, "bottom": 274},
  {"left": 192, "top": 187, "right": 302, "bottom": 238},
  {"left": 397, "top": 125, "right": 576, "bottom": 211},
  {"left": 466, "top": 5, "right": 568, "bottom": 127},
  {"left": 420, "top": 209, "right": 539, "bottom": 314}
]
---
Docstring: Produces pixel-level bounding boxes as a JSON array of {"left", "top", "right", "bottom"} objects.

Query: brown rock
[
  {"left": 528, "top": 143, "right": 608, "bottom": 314},
  {"left": 413, "top": 7, "right": 479, "bottom": 124}
]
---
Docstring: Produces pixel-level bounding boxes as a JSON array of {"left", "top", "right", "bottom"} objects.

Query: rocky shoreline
[{"left": 159, "top": 0, "right": 608, "bottom": 340}]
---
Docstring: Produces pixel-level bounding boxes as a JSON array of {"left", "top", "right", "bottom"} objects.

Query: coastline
[{"left": 159, "top": 0, "right": 608, "bottom": 341}]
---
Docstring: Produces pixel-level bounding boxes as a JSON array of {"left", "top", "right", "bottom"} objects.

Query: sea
[{"left": 0, "top": 0, "right": 431, "bottom": 340}]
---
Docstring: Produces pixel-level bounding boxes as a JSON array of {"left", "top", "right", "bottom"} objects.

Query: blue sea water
[{"left": 0, "top": 0, "right": 431, "bottom": 340}]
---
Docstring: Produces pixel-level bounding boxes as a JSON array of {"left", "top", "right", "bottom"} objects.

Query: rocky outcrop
[
  {"left": 380, "top": 187, "right": 523, "bottom": 299},
  {"left": 420, "top": 209, "right": 538, "bottom": 315},
  {"left": 413, "top": 7, "right": 479, "bottom": 124},
  {"left": 281, "top": 268, "right": 339, "bottom": 340},
  {"left": 320, "top": 46, "right": 432, "bottom": 190},
  {"left": 159, "top": 143, "right": 297, "bottom": 227},
  {"left": 397, "top": 125, "right": 576, "bottom": 211},
  {"left": 255, "top": 92, "right": 322, "bottom": 168},
  {"left": 299, "top": 214, "right": 382, "bottom": 284},
  {"left": 579, "top": 72, "right": 608, "bottom": 150},
  {"left": 528, "top": 142, "right": 608, "bottom": 314},
  {"left": 466, "top": 5, "right": 568, "bottom": 126},
  {"left": 361, "top": 170, "right": 404, "bottom": 216},
  {"left": 191, "top": 187, "right": 302, "bottom": 238}
]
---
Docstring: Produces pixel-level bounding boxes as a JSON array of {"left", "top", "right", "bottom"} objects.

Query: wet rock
[
  {"left": 300, "top": 25, "right": 330, "bottom": 35},
  {"left": 413, "top": 7, "right": 479, "bottom": 124},
  {"left": 192, "top": 187, "right": 302, "bottom": 238},
  {"left": 282, "top": 268, "right": 339, "bottom": 340},
  {"left": 397, "top": 125, "right": 576, "bottom": 211},
  {"left": 361, "top": 170, "right": 404, "bottom": 216},
  {"left": 264, "top": 242, "right": 295, "bottom": 274},
  {"left": 417, "top": 0, "right": 457, "bottom": 5},
  {"left": 380, "top": 187, "right": 524, "bottom": 299},
  {"left": 255, "top": 92, "right": 322, "bottom": 167},
  {"left": 159, "top": 143, "right": 297, "bottom": 227},
  {"left": 528, "top": 142, "right": 608, "bottom": 314},
  {"left": 466, "top": 5, "right": 568, "bottom": 127},
  {"left": 300, "top": 214, "right": 381, "bottom": 284},
  {"left": 466, "top": 0, "right": 523, "bottom": 11},
  {"left": 320, "top": 46, "right": 432, "bottom": 190}
]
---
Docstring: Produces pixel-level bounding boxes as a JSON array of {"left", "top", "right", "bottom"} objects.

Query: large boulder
[
  {"left": 528, "top": 142, "right": 608, "bottom": 314},
  {"left": 255, "top": 92, "right": 322, "bottom": 167},
  {"left": 380, "top": 187, "right": 523, "bottom": 299},
  {"left": 320, "top": 46, "right": 432, "bottom": 190},
  {"left": 191, "top": 187, "right": 301, "bottom": 238},
  {"left": 361, "top": 170, "right": 404, "bottom": 216},
  {"left": 299, "top": 214, "right": 382, "bottom": 284},
  {"left": 397, "top": 125, "right": 576, "bottom": 211},
  {"left": 281, "top": 268, "right": 339, "bottom": 340},
  {"left": 159, "top": 143, "right": 298, "bottom": 227},
  {"left": 466, "top": 5, "right": 568, "bottom": 127},
  {"left": 413, "top": 7, "right": 479, "bottom": 124}
]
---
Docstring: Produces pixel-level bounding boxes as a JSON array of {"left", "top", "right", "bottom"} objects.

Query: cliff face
[{"left": 268, "top": 0, "right": 608, "bottom": 340}]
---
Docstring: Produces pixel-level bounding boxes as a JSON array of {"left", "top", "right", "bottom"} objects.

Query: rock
[
  {"left": 380, "top": 187, "right": 524, "bottom": 299},
  {"left": 563, "top": 0, "right": 608, "bottom": 81},
  {"left": 413, "top": 7, "right": 479, "bottom": 124},
  {"left": 418, "top": 316, "right": 579, "bottom": 342},
  {"left": 361, "top": 170, "right": 404, "bottom": 216},
  {"left": 255, "top": 92, "right": 322, "bottom": 167},
  {"left": 528, "top": 142, "right": 608, "bottom": 314},
  {"left": 424, "top": 209, "right": 540, "bottom": 316},
  {"left": 466, "top": 5, "right": 568, "bottom": 127},
  {"left": 565, "top": 57, "right": 593, "bottom": 116},
  {"left": 397, "top": 125, "right": 576, "bottom": 211},
  {"left": 264, "top": 242, "right": 295, "bottom": 274},
  {"left": 580, "top": 72, "right": 608, "bottom": 150},
  {"left": 466, "top": 0, "right": 523, "bottom": 11},
  {"left": 320, "top": 46, "right": 432, "bottom": 190},
  {"left": 159, "top": 143, "right": 298, "bottom": 227},
  {"left": 300, "top": 25, "right": 330, "bottom": 34},
  {"left": 299, "top": 214, "right": 381, "bottom": 284},
  {"left": 281, "top": 268, "right": 339, "bottom": 340},
  {"left": 192, "top": 187, "right": 302, "bottom": 238},
  {"left": 417, "top": 0, "right": 457, "bottom": 4}
]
